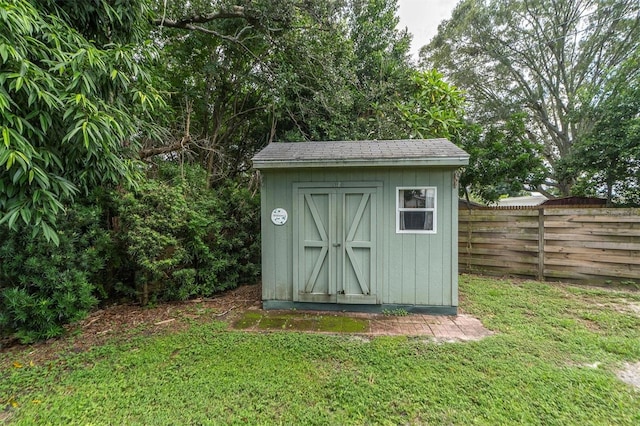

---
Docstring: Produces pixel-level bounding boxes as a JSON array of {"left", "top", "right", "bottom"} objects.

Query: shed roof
[{"left": 252, "top": 139, "right": 469, "bottom": 169}]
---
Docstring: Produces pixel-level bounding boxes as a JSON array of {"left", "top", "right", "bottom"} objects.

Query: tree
[
  {"left": 145, "top": 0, "right": 423, "bottom": 180},
  {"left": 393, "top": 69, "right": 545, "bottom": 203},
  {"left": 145, "top": 0, "right": 360, "bottom": 182},
  {"left": 421, "top": 0, "right": 640, "bottom": 196},
  {"left": 459, "top": 114, "right": 547, "bottom": 203},
  {"left": 0, "top": 0, "right": 164, "bottom": 242},
  {"left": 396, "top": 69, "right": 466, "bottom": 140},
  {"left": 344, "top": 0, "right": 414, "bottom": 140},
  {"left": 563, "top": 56, "right": 640, "bottom": 205}
]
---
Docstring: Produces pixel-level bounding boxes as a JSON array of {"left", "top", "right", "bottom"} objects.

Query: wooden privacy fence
[{"left": 459, "top": 207, "right": 640, "bottom": 284}]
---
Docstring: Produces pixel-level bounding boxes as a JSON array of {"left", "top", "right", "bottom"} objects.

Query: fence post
[
  {"left": 466, "top": 209, "right": 472, "bottom": 272},
  {"left": 537, "top": 207, "right": 545, "bottom": 281}
]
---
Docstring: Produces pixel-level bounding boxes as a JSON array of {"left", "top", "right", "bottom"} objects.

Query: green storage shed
[{"left": 252, "top": 139, "right": 469, "bottom": 314}]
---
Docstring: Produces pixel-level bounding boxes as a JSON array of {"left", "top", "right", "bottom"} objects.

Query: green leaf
[
  {"left": 2, "top": 126, "right": 9, "bottom": 147},
  {"left": 0, "top": 43, "right": 8, "bottom": 62},
  {"left": 41, "top": 221, "right": 60, "bottom": 246},
  {"left": 11, "top": 168, "right": 24, "bottom": 184},
  {"left": 19, "top": 206, "right": 31, "bottom": 224},
  {"left": 6, "top": 151, "right": 14, "bottom": 169},
  {"left": 82, "top": 120, "right": 89, "bottom": 148},
  {"left": 6, "top": 209, "right": 20, "bottom": 229},
  {"left": 39, "top": 113, "right": 49, "bottom": 132}
]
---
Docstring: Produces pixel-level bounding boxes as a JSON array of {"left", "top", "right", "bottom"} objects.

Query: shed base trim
[{"left": 262, "top": 300, "right": 457, "bottom": 315}]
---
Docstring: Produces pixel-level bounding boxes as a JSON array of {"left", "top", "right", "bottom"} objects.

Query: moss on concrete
[
  {"left": 233, "top": 311, "right": 262, "bottom": 329},
  {"left": 233, "top": 311, "right": 368, "bottom": 333}
]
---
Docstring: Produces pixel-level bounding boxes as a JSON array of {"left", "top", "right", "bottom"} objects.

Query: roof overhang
[
  {"left": 251, "top": 139, "right": 470, "bottom": 170},
  {"left": 253, "top": 156, "right": 469, "bottom": 169}
]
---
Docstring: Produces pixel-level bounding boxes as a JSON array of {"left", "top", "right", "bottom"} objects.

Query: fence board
[
  {"left": 544, "top": 245, "right": 640, "bottom": 259},
  {"left": 544, "top": 232, "right": 638, "bottom": 243},
  {"left": 544, "top": 239, "right": 640, "bottom": 251},
  {"left": 544, "top": 221, "right": 640, "bottom": 230},
  {"left": 459, "top": 245, "right": 540, "bottom": 254},
  {"left": 549, "top": 216, "right": 640, "bottom": 223},
  {"left": 461, "top": 263, "right": 537, "bottom": 278},
  {"left": 544, "top": 208, "right": 640, "bottom": 217},
  {"left": 460, "top": 253, "right": 539, "bottom": 265},
  {"left": 544, "top": 227, "right": 640, "bottom": 237},
  {"left": 461, "top": 235, "right": 541, "bottom": 243},
  {"left": 459, "top": 207, "right": 640, "bottom": 285},
  {"left": 545, "top": 264, "right": 639, "bottom": 281},
  {"left": 459, "top": 224, "right": 540, "bottom": 232}
]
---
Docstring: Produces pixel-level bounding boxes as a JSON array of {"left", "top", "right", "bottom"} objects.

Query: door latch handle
[{"left": 332, "top": 242, "right": 341, "bottom": 247}]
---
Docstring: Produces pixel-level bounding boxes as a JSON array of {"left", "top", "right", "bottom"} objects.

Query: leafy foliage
[
  {"left": 0, "top": 161, "right": 261, "bottom": 341},
  {"left": 397, "top": 69, "right": 466, "bottom": 140},
  {"left": 563, "top": 57, "right": 640, "bottom": 205},
  {"left": 38, "top": 0, "right": 153, "bottom": 45},
  {"left": 0, "top": 202, "right": 109, "bottom": 343},
  {"left": 147, "top": 0, "right": 427, "bottom": 180},
  {"left": 459, "top": 114, "right": 547, "bottom": 203},
  {"left": 109, "top": 162, "right": 261, "bottom": 305},
  {"left": 342, "top": 0, "right": 413, "bottom": 140},
  {"left": 422, "top": 0, "right": 640, "bottom": 196},
  {"left": 0, "top": 0, "right": 165, "bottom": 240}
]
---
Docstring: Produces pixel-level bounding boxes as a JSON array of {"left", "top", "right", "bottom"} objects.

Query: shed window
[{"left": 396, "top": 187, "right": 436, "bottom": 233}]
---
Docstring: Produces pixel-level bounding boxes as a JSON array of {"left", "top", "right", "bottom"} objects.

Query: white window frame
[{"left": 396, "top": 186, "right": 437, "bottom": 234}]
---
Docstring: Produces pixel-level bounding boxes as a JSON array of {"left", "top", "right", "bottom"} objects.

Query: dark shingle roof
[{"left": 252, "top": 139, "right": 469, "bottom": 169}]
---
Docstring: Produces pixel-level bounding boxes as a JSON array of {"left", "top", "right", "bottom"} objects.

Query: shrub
[
  {"left": 0, "top": 162, "right": 262, "bottom": 341},
  {"left": 0, "top": 203, "right": 110, "bottom": 343},
  {"left": 110, "top": 162, "right": 260, "bottom": 305}
]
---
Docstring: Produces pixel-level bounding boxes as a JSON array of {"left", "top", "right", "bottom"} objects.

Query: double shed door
[{"left": 293, "top": 183, "right": 382, "bottom": 304}]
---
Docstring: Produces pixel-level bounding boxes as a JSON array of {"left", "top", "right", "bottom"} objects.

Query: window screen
[{"left": 396, "top": 187, "right": 436, "bottom": 233}]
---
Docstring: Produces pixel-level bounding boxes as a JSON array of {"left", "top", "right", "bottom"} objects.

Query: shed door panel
[
  {"left": 295, "top": 186, "right": 379, "bottom": 304},
  {"left": 295, "top": 191, "right": 336, "bottom": 303},
  {"left": 338, "top": 189, "right": 377, "bottom": 304}
]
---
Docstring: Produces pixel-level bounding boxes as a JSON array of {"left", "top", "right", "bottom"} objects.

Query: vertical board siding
[
  {"left": 432, "top": 170, "right": 448, "bottom": 306},
  {"left": 261, "top": 169, "right": 300, "bottom": 301},
  {"left": 401, "top": 169, "right": 417, "bottom": 305},
  {"left": 260, "top": 174, "right": 272, "bottom": 300},
  {"left": 386, "top": 167, "right": 454, "bottom": 306},
  {"left": 261, "top": 167, "right": 459, "bottom": 307},
  {"left": 450, "top": 173, "right": 460, "bottom": 306},
  {"left": 459, "top": 207, "right": 640, "bottom": 284}
]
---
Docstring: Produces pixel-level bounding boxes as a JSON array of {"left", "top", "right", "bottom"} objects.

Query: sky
[{"left": 397, "top": 0, "right": 458, "bottom": 60}]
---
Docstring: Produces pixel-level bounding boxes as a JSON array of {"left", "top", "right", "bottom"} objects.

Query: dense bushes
[
  {"left": 0, "top": 203, "right": 109, "bottom": 343},
  {"left": 110, "top": 162, "right": 261, "bottom": 305},
  {"left": 0, "top": 162, "right": 261, "bottom": 342}
]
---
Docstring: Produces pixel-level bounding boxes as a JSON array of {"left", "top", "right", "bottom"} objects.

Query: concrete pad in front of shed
[
  {"left": 233, "top": 310, "right": 369, "bottom": 333},
  {"left": 231, "top": 310, "right": 494, "bottom": 341}
]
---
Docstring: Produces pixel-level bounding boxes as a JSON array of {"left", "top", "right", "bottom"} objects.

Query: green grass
[{"left": 2, "top": 275, "right": 640, "bottom": 425}]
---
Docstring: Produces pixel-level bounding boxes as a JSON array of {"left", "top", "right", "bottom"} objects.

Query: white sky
[{"left": 397, "top": 0, "right": 458, "bottom": 60}]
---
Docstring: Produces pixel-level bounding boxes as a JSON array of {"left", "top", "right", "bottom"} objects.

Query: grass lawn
[{"left": 1, "top": 275, "right": 640, "bottom": 425}]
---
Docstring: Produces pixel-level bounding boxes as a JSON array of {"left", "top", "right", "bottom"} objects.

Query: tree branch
[
  {"left": 154, "top": 20, "right": 243, "bottom": 44},
  {"left": 140, "top": 100, "right": 193, "bottom": 159},
  {"left": 534, "top": 185, "right": 557, "bottom": 200},
  {"left": 153, "top": 7, "right": 247, "bottom": 27},
  {"left": 139, "top": 140, "right": 188, "bottom": 159}
]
